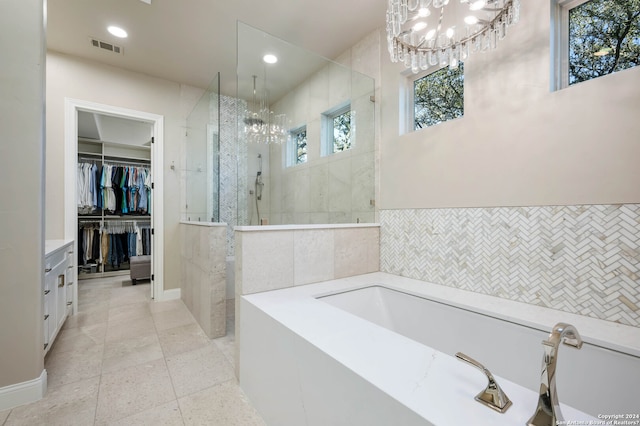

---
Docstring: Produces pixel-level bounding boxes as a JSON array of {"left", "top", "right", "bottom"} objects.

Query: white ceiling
[
  {"left": 47, "top": 0, "right": 386, "bottom": 98},
  {"left": 78, "top": 111, "right": 153, "bottom": 145}
]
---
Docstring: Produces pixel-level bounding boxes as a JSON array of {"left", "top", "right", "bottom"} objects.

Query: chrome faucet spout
[{"left": 527, "top": 322, "right": 583, "bottom": 426}]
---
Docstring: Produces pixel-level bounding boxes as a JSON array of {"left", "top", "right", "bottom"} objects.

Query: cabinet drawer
[{"left": 45, "top": 249, "right": 67, "bottom": 273}]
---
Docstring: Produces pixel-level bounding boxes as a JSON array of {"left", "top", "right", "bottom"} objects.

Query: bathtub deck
[{"left": 238, "top": 272, "right": 639, "bottom": 425}]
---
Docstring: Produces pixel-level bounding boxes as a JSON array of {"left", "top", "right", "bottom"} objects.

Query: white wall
[
  {"left": 374, "top": 1, "right": 640, "bottom": 328},
  {"left": 0, "top": 0, "right": 46, "bottom": 397},
  {"left": 46, "top": 51, "right": 204, "bottom": 290},
  {"left": 379, "top": 1, "right": 640, "bottom": 209}
]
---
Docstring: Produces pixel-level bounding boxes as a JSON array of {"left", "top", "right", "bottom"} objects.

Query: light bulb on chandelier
[{"left": 386, "top": 0, "right": 520, "bottom": 73}]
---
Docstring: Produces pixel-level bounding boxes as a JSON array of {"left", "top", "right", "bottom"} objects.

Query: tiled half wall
[
  {"left": 179, "top": 222, "right": 227, "bottom": 338},
  {"left": 380, "top": 205, "right": 640, "bottom": 327}
]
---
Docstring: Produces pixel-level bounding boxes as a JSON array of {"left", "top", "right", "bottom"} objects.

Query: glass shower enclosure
[
  {"left": 236, "top": 22, "right": 376, "bottom": 226},
  {"left": 184, "top": 72, "right": 221, "bottom": 223}
]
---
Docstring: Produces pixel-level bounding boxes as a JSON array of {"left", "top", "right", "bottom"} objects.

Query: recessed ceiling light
[
  {"left": 107, "top": 26, "right": 128, "bottom": 38},
  {"left": 263, "top": 54, "right": 278, "bottom": 64}
]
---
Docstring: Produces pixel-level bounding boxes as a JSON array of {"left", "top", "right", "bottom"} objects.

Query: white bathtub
[{"left": 239, "top": 273, "right": 640, "bottom": 426}]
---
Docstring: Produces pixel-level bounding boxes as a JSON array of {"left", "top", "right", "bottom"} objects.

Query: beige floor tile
[
  {"left": 152, "top": 305, "right": 197, "bottom": 332},
  {"left": 0, "top": 408, "right": 11, "bottom": 424},
  {"left": 166, "top": 344, "right": 235, "bottom": 398},
  {"left": 94, "top": 358, "right": 175, "bottom": 424},
  {"left": 79, "top": 277, "right": 124, "bottom": 288},
  {"left": 108, "top": 300, "right": 151, "bottom": 323},
  {"left": 64, "top": 308, "right": 109, "bottom": 329},
  {"left": 45, "top": 343, "right": 104, "bottom": 389},
  {"left": 78, "top": 297, "right": 110, "bottom": 310},
  {"left": 47, "top": 323, "right": 106, "bottom": 356},
  {"left": 157, "top": 322, "right": 211, "bottom": 358},
  {"left": 178, "top": 380, "right": 266, "bottom": 426},
  {"left": 108, "top": 285, "right": 151, "bottom": 308},
  {"left": 105, "top": 315, "right": 156, "bottom": 342},
  {"left": 5, "top": 275, "right": 258, "bottom": 426},
  {"left": 78, "top": 287, "right": 112, "bottom": 301},
  {"left": 102, "top": 332, "right": 164, "bottom": 374},
  {"left": 149, "top": 299, "right": 187, "bottom": 314},
  {"left": 213, "top": 333, "right": 235, "bottom": 368},
  {"left": 5, "top": 376, "right": 99, "bottom": 426},
  {"left": 106, "top": 400, "right": 184, "bottom": 426},
  {"left": 77, "top": 298, "right": 111, "bottom": 312}
]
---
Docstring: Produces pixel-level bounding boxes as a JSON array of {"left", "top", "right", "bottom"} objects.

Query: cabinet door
[
  {"left": 44, "top": 262, "right": 58, "bottom": 348},
  {"left": 65, "top": 254, "right": 74, "bottom": 316},
  {"left": 43, "top": 294, "right": 51, "bottom": 352}
]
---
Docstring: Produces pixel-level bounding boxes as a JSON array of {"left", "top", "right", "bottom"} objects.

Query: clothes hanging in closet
[
  {"left": 77, "top": 222, "right": 101, "bottom": 265},
  {"left": 78, "top": 220, "right": 151, "bottom": 268},
  {"left": 77, "top": 162, "right": 99, "bottom": 214},
  {"left": 78, "top": 163, "right": 151, "bottom": 216},
  {"left": 103, "top": 165, "right": 152, "bottom": 215}
]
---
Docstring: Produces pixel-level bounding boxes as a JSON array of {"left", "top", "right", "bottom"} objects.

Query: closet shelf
[{"left": 79, "top": 137, "right": 151, "bottom": 149}]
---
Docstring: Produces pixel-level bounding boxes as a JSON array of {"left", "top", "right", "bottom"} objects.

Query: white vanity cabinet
[{"left": 44, "top": 239, "right": 75, "bottom": 354}]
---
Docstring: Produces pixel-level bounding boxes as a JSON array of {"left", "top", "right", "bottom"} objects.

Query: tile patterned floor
[{"left": 1, "top": 277, "right": 265, "bottom": 426}]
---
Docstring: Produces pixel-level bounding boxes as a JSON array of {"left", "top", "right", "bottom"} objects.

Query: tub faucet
[{"left": 527, "top": 322, "right": 583, "bottom": 426}]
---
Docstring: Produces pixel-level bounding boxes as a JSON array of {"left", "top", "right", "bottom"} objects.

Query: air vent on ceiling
[{"left": 90, "top": 38, "right": 123, "bottom": 55}]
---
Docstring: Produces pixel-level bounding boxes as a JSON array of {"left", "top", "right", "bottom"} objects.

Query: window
[
  {"left": 287, "top": 126, "right": 307, "bottom": 166},
  {"left": 556, "top": 0, "right": 640, "bottom": 88},
  {"left": 322, "top": 104, "right": 352, "bottom": 156},
  {"left": 413, "top": 64, "right": 464, "bottom": 130}
]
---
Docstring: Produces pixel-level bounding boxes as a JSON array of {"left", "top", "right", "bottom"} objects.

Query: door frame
[{"left": 64, "top": 98, "right": 165, "bottom": 305}]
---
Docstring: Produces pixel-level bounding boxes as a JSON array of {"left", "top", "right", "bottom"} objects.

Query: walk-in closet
[{"left": 76, "top": 111, "right": 153, "bottom": 282}]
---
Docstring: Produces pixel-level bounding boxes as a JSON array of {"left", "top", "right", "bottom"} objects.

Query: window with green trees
[
  {"left": 413, "top": 64, "right": 464, "bottom": 130},
  {"left": 322, "top": 104, "right": 352, "bottom": 155},
  {"left": 332, "top": 109, "right": 351, "bottom": 152},
  {"left": 567, "top": 0, "right": 639, "bottom": 86},
  {"left": 292, "top": 127, "right": 307, "bottom": 165}
]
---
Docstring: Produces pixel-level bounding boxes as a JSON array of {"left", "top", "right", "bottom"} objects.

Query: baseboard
[
  {"left": 0, "top": 369, "right": 47, "bottom": 411},
  {"left": 160, "top": 288, "right": 181, "bottom": 301}
]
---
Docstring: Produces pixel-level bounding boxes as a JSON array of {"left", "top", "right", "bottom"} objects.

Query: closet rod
[{"left": 104, "top": 220, "right": 150, "bottom": 224}]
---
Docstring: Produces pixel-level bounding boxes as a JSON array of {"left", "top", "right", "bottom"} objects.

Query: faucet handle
[{"left": 455, "top": 352, "right": 513, "bottom": 413}]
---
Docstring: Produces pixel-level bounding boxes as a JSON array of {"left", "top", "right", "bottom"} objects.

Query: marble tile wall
[
  {"left": 234, "top": 224, "right": 380, "bottom": 376},
  {"left": 379, "top": 205, "right": 640, "bottom": 327},
  {"left": 220, "top": 95, "right": 247, "bottom": 257},
  {"left": 180, "top": 223, "right": 227, "bottom": 338},
  {"left": 263, "top": 37, "right": 378, "bottom": 226},
  {"left": 235, "top": 225, "right": 380, "bottom": 295}
]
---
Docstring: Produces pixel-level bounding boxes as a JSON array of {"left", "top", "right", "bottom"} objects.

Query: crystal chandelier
[
  {"left": 386, "top": 0, "right": 520, "bottom": 73},
  {"left": 243, "top": 74, "right": 288, "bottom": 144}
]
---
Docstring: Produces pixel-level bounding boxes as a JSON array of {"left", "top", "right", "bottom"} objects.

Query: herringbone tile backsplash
[{"left": 380, "top": 205, "right": 640, "bottom": 327}]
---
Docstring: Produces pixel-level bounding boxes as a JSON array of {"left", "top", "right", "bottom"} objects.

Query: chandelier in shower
[
  {"left": 386, "top": 0, "right": 520, "bottom": 73},
  {"left": 243, "top": 74, "right": 288, "bottom": 144}
]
